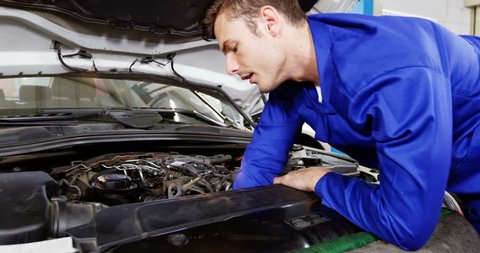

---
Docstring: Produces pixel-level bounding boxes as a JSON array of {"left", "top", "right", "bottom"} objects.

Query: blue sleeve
[
  {"left": 315, "top": 67, "right": 452, "bottom": 250},
  {"left": 233, "top": 84, "right": 304, "bottom": 189}
]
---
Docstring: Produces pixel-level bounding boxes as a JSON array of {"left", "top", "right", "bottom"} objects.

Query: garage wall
[{"left": 381, "top": 0, "right": 471, "bottom": 34}]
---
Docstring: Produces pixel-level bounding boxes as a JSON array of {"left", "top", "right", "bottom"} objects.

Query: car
[{"left": 0, "top": 1, "right": 477, "bottom": 253}]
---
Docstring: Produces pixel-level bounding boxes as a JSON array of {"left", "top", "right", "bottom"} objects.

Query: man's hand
[{"left": 273, "top": 167, "right": 332, "bottom": 192}]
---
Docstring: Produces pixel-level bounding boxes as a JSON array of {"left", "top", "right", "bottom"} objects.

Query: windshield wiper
[
  {"left": 155, "top": 108, "right": 233, "bottom": 128},
  {"left": 0, "top": 108, "right": 163, "bottom": 129},
  {"left": 0, "top": 107, "right": 238, "bottom": 129},
  {"left": 0, "top": 108, "right": 105, "bottom": 124}
]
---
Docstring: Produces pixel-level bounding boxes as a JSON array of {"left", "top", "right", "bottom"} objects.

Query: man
[{"left": 202, "top": 0, "right": 480, "bottom": 250}]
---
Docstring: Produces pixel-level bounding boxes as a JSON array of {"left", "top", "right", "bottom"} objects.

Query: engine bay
[
  {"left": 46, "top": 145, "right": 359, "bottom": 207},
  {"left": 50, "top": 152, "right": 238, "bottom": 205},
  {"left": 0, "top": 144, "right": 359, "bottom": 245}
]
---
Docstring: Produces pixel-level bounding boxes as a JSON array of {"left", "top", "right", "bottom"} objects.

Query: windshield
[{"left": 0, "top": 76, "right": 250, "bottom": 130}]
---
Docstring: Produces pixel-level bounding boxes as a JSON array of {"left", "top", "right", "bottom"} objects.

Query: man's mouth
[{"left": 241, "top": 73, "right": 254, "bottom": 83}]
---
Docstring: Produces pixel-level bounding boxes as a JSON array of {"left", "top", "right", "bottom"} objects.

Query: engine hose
[
  {"left": 214, "top": 175, "right": 230, "bottom": 192},
  {"left": 181, "top": 176, "right": 202, "bottom": 192},
  {"left": 167, "top": 183, "right": 183, "bottom": 198},
  {"left": 197, "top": 178, "right": 214, "bottom": 192},
  {"left": 188, "top": 185, "right": 206, "bottom": 194}
]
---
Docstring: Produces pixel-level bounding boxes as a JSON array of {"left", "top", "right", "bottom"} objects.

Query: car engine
[{"left": 50, "top": 153, "right": 237, "bottom": 205}]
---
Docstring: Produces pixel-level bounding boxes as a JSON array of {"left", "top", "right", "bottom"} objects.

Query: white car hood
[{"left": 0, "top": 0, "right": 358, "bottom": 116}]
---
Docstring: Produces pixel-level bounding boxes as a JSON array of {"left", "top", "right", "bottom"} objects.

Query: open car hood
[
  {"left": 0, "top": 0, "right": 324, "bottom": 36},
  {"left": 0, "top": 0, "right": 358, "bottom": 116}
]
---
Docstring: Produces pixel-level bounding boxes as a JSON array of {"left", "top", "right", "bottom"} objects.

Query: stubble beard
[{"left": 257, "top": 75, "right": 283, "bottom": 93}]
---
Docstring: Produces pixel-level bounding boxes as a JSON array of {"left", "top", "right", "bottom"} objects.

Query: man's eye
[{"left": 232, "top": 46, "right": 238, "bottom": 53}]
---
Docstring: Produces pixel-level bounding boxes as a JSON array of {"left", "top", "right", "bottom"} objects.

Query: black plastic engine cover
[
  {"left": 67, "top": 185, "right": 360, "bottom": 253},
  {"left": 112, "top": 200, "right": 360, "bottom": 253},
  {"left": 0, "top": 171, "right": 57, "bottom": 244}
]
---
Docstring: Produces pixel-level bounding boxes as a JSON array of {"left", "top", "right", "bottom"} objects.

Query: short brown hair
[{"left": 202, "top": 0, "right": 306, "bottom": 40}]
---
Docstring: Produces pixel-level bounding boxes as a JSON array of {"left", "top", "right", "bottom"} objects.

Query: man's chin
[
  {"left": 257, "top": 83, "right": 278, "bottom": 93},
  {"left": 258, "top": 86, "right": 272, "bottom": 93},
  {"left": 255, "top": 81, "right": 268, "bottom": 92}
]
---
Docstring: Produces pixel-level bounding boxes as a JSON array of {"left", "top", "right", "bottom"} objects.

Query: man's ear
[{"left": 259, "top": 6, "right": 281, "bottom": 37}]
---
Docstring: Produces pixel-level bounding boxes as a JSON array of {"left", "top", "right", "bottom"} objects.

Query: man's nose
[{"left": 225, "top": 54, "right": 239, "bottom": 75}]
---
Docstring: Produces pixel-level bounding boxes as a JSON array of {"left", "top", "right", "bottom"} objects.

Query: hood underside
[{"left": 0, "top": 0, "right": 319, "bottom": 36}]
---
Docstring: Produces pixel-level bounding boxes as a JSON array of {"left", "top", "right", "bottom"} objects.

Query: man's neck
[{"left": 285, "top": 21, "right": 319, "bottom": 85}]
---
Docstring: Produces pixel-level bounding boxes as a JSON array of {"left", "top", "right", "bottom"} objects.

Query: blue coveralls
[{"left": 234, "top": 13, "right": 480, "bottom": 250}]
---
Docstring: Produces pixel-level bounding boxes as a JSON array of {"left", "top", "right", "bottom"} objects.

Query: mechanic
[{"left": 202, "top": 0, "right": 480, "bottom": 250}]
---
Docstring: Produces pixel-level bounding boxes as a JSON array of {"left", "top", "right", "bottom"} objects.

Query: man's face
[{"left": 214, "top": 13, "right": 286, "bottom": 93}]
